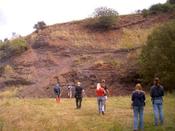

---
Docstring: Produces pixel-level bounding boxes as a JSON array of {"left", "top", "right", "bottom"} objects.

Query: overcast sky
[{"left": 0, "top": 0, "right": 166, "bottom": 40}]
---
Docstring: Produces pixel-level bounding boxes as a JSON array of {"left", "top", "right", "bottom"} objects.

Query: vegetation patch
[
  {"left": 0, "top": 87, "right": 19, "bottom": 98},
  {"left": 0, "top": 38, "right": 28, "bottom": 60},
  {"left": 118, "top": 27, "right": 157, "bottom": 49},
  {"left": 0, "top": 65, "right": 15, "bottom": 75},
  {"left": 142, "top": 1, "right": 175, "bottom": 17},
  {"left": 140, "top": 20, "right": 175, "bottom": 91},
  {"left": 86, "top": 7, "right": 119, "bottom": 31}
]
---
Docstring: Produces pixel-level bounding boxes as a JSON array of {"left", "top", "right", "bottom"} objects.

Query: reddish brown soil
[{"left": 0, "top": 13, "right": 174, "bottom": 98}]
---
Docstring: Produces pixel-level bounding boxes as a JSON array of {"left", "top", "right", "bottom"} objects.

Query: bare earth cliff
[{"left": 0, "top": 13, "right": 174, "bottom": 97}]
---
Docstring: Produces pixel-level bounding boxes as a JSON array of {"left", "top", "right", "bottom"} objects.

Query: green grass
[{"left": 0, "top": 94, "right": 174, "bottom": 131}]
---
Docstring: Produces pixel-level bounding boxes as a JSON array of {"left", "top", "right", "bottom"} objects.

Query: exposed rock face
[
  {"left": 0, "top": 44, "right": 139, "bottom": 97},
  {"left": 0, "top": 13, "right": 173, "bottom": 98}
]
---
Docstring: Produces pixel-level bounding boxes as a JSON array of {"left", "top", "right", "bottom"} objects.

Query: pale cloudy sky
[{"left": 0, "top": 0, "right": 166, "bottom": 40}]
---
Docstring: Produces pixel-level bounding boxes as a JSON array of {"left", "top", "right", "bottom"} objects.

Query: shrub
[
  {"left": 168, "top": 0, "right": 175, "bottom": 4},
  {"left": 89, "top": 7, "right": 118, "bottom": 30},
  {"left": 33, "top": 21, "right": 46, "bottom": 31},
  {"left": 7, "top": 38, "right": 28, "bottom": 54},
  {"left": 140, "top": 20, "right": 175, "bottom": 91},
  {"left": 0, "top": 38, "right": 28, "bottom": 59},
  {"left": 149, "top": 3, "right": 174, "bottom": 14},
  {"left": 142, "top": 9, "right": 149, "bottom": 18},
  {"left": 149, "top": 3, "right": 164, "bottom": 13}
]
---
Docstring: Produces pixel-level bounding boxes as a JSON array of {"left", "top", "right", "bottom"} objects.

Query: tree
[
  {"left": 142, "top": 9, "right": 149, "bottom": 18},
  {"left": 168, "top": 0, "right": 175, "bottom": 4},
  {"left": 33, "top": 21, "right": 46, "bottom": 31},
  {"left": 140, "top": 21, "right": 175, "bottom": 91},
  {"left": 91, "top": 7, "right": 118, "bottom": 30},
  {"left": 149, "top": 3, "right": 174, "bottom": 14},
  {"left": 93, "top": 7, "right": 118, "bottom": 17}
]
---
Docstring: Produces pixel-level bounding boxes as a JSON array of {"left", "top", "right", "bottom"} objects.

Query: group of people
[
  {"left": 53, "top": 77, "right": 164, "bottom": 131},
  {"left": 53, "top": 78, "right": 85, "bottom": 109},
  {"left": 132, "top": 77, "right": 164, "bottom": 131}
]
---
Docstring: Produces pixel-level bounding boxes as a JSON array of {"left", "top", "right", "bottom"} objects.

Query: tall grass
[
  {"left": 0, "top": 92, "right": 174, "bottom": 131},
  {"left": 49, "top": 23, "right": 157, "bottom": 50}
]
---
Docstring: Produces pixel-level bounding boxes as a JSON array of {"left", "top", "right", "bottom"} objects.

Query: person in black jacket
[
  {"left": 150, "top": 77, "right": 164, "bottom": 126},
  {"left": 75, "top": 82, "right": 84, "bottom": 109},
  {"left": 131, "top": 83, "right": 145, "bottom": 131},
  {"left": 53, "top": 77, "right": 61, "bottom": 103}
]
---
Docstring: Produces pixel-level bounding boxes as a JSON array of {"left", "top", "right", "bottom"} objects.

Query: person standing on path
[
  {"left": 75, "top": 82, "right": 84, "bottom": 109},
  {"left": 131, "top": 83, "right": 145, "bottom": 131},
  {"left": 96, "top": 83, "right": 106, "bottom": 115},
  {"left": 150, "top": 77, "right": 164, "bottom": 126}
]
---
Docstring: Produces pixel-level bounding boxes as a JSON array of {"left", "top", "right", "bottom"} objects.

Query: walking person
[
  {"left": 74, "top": 82, "right": 83, "bottom": 109},
  {"left": 96, "top": 83, "right": 106, "bottom": 115},
  {"left": 131, "top": 83, "right": 145, "bottom": 131},
  {"left": 101, "top": 79, "right": 109, "bottom": 111},
  {"left": 53, "top": 77, "right": 61, "bottom": 103},
  {"left": 150, "top": 77, "right": 164, "bottom": 126}
]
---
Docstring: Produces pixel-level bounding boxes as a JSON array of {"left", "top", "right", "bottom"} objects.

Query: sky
[{"left": 0, "top": 0, "right": 167, "bottom": 40}]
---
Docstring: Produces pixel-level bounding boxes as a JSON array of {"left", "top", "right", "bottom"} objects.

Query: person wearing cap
[
  {"left": 150, "top": 77, "right": 164, "bottom": 126},
  {"left": 131, "top": 83, "right": 145, "bottom": 131},
  {"left": 96, "top": 83, "right": 106, "bottom": 115},
  {"left": 74, "top": 82, "right": 84, "bottom": 109}
]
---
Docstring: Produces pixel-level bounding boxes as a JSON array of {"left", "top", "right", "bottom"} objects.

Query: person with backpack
[
  {"left": 96, "top": 83, "right": 106, "bottom": 115},
  {"left": 150, "top": 77, "right": 164, "bottom": 126},
  {"left": 74, "top": 82, "right": 84, "bottom": 109},
  {"left": 53, "top": 78, "right": 61, "bottom": 103},
  {"left": 131, "top": 83, "right": 145, "bottom": 131}
]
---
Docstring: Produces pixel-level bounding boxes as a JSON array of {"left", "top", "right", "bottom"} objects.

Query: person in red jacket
[
  {"left": 101, "top": 79, "right": 109, "bottom": 111},
  {"left": 96, "top": 83, "right": 106, "bottom": 115}
]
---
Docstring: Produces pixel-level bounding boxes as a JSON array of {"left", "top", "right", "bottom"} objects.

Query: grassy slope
[
  {"left": 28, "top": 14, "right": 164, "bottom": 50},
  {"left": 0, "top": 90, "right": 174, "bottom": 131}
]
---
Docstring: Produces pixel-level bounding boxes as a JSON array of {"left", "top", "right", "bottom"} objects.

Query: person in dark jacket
[
  {"left": 75, "top": 82, "right": 84, "bottom": 109},
  {"left": 150, "top": 77, "right": 164, "bottom": 126},
  {"left": 131, "top": 83, "right": 145, "bottom": 131},
  {"left": 53, "top": 78, "right": 61, "bottom": 103}
]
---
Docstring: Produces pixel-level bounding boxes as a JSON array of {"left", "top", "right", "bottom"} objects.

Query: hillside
[{"left": 0, "top": 13, "right": 174, "bottom": 98}]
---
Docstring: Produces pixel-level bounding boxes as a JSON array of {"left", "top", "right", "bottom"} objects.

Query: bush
[
  {"left": 142, "top": 2, "right": 175, "bottom": 17},
  {"left": 33, "top": 21, "right": 46, "bottom": 31},
  {"left": 0, "top": 38, "right": 28, "bottom": 59},
  {"left": 149, "top": 3, "right": 174, "bottom": 14},
  {"left": 168, "top": 0, "right": 175, "bottom": 4},
  {"left": 140, "top": 20, "right": 175, "bottom": 91},
  {"left": 142, "top": 9, "right": 149, "bottom": 18},
  {"left": 90, "top": 7, "right": 118, "bottom": 30}
]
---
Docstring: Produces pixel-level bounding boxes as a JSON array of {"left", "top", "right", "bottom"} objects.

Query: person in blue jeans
[
  {"left": 131, "top": 83, "right": 145, "bottom": 131},
  {"left": 150, "top": 77, "right": 164, "bottom": 126}
]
